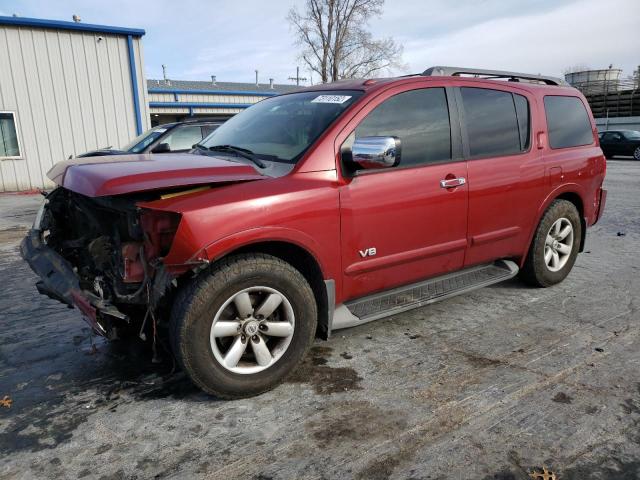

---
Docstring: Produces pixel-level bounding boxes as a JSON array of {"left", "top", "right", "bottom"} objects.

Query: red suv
[{"left": 22, "top": 67, "right": 607, "bottom": 398}]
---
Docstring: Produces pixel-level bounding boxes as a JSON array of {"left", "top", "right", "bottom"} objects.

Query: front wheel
[
  {"left": 170, "top": 253, "right": 317, "bottom": 399},
  {"left": 520, "top": 199, "right": 582, "bottom": 287},
  {"left": 634, "top": 146, "right": 640, "bottom": 161}
]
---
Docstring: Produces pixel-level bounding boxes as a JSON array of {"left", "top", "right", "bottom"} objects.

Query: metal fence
[{"left": 571, "top": 78, "right": 640, "bottom": 118}]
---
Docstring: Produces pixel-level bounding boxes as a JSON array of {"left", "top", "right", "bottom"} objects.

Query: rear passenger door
[
  {"left": 459, "top": 86, "right": 544, "bottom": 267},
  {"left": 339, "top": 87, "right": 468, "bottom": 300}
]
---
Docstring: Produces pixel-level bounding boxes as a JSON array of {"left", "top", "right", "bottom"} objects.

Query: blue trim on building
[
  {"left": 149, "top": 102, "right": 253, "bottom": 109},
  {"left": 127, "top": 35, "right": 144, "bottom": 135},
  {"left": 0, "top": 15, "right": 145, "bottom": 36},
  {"left": 148, "top": 88, "right": 278, "bottom": 97}
]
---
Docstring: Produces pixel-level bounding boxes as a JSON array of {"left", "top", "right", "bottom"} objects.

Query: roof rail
[{"left": 422, "top": 66, "right": 568, "bottom": 86}]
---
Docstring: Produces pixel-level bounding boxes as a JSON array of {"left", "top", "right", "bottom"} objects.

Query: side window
[
  {"left": 544, "top": 96, "right": 594, "bottom": 149},
  {"left": 0, "top": 112, "right": 21, "bottom": 158},
  {"left": 460, "top": 87, "right": 522, "bottom": 157},
  {"left": 162, "top": 125, "right": 204, "bottom": 151},
  {"left": 513, "top": 94, "right": 530, "bottom": 151},
  {"left": 202, "top": 125, "right": 219, "bottom": 138},
  {"left": 354, "top": 88, "right": 451, "bottom": 167}
]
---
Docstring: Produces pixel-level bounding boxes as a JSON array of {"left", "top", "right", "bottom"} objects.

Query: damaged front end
[{"left": 21, "top": 187, "right": 183, "bottom": 340}]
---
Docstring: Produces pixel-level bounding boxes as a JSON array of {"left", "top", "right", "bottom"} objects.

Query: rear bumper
[{"left": 20, "top": 230, "right": 126, "bottom": 337}]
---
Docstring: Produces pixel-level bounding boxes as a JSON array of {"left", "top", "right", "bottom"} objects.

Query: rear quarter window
[{"left": 544, "top": 96, "right": 594, "bottom": 149}]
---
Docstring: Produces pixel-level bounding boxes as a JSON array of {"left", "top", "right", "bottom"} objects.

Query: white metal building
[
  {"left": 0, "top": 16, "right": 149, "bottom": 192},
  {"left": 147, "top": 78, "right": 302, "bottom": 125}
]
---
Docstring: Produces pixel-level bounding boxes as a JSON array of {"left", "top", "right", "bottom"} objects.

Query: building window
[{"left": 0, "top": 112, "right": 21, "bottom": 158}]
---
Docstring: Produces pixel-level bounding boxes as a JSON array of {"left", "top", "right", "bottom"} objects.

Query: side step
[{"left": 332, "top": 260, "right": 519, "bottom": 331}]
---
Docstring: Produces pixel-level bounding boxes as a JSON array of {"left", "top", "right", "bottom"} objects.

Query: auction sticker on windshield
[{"left": 311, "top": 95, "right": 352, "bottom": 104}]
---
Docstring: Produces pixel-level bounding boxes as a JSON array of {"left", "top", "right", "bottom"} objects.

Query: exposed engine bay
[{"left": 21, "top": 187, "right": 184, "bottom": 342}]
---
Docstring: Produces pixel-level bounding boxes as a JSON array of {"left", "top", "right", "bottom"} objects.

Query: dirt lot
[{"left": 1, "top": 160, "right": 639, "bottom": 480}]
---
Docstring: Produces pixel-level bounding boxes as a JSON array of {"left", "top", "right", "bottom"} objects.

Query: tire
[
  {"left": 633, "top": 146, "right": 640, "bottom": 161},
  {"left": 520, "top": 200, "right": 582, "bottom": 288},
  {"left": 170, "top": 253, "right": 317, "bottom": 399}
]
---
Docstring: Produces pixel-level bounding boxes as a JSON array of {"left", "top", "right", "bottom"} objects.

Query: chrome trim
[
  {"left": 440, "top": 177, "right": 466, "bottom": 188},
  {"left": 351, "top": 136, "right": 399, "bottom": 169}
]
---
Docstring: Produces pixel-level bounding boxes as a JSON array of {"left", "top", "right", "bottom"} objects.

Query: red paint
[
  {"left": 48, "top": 76, "right": 606, "bottom": 306},
  {"left": 48, "top": 153, "right": 265, "bottom": 197}
]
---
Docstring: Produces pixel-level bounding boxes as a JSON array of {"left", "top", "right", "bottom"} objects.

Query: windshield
[
  {"left": 200, "top": 90, "right": 362, "bottom": 162},
  {"left": 121, "top": 126, "right": 168, "bottom": 153}
]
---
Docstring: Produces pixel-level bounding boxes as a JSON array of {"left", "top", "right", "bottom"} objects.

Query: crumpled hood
[{"left": 47, "top": 153, "right": 265, "bottom": 197}]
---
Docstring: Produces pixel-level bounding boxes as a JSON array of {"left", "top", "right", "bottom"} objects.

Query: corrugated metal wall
[
  {"left": 0, "top": 25, "right": 149, "bottom": 191},
  {"left": 148, "top": 92, "right": 258, "bottom": 115},
  {"left": 148, "top": 92, "right": 266, "bottom": 104}
]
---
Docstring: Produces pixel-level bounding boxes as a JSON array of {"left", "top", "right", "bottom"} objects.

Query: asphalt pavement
[{"left": 1, "top": 160, "right": 639, "bottom": 480}]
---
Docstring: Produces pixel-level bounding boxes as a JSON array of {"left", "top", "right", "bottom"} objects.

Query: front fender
[{"left": 200, "top": 226, "right": 330, "bottom": 276}]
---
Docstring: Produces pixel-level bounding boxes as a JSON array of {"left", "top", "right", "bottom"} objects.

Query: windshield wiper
[{"left": 207, "top": 144, "right": 266, "bottom": 168}]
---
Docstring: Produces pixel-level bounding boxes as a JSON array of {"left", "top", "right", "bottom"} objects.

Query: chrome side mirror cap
[{"left": 350, "top": 136, "right": 401, "bottom": 170}]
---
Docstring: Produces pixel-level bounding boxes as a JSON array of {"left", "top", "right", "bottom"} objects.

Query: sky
[{"left": 0, "top": 0, "right": 638, "bottom": 86}]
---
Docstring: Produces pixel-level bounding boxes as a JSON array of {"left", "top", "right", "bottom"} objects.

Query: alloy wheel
[
  {"left": 209, "top": 286, "right": 295, "bottom": 374},
  {"left": 634, "top": 147, "right": 640, "bottom": 160},
  {"left": 544, "top": 218, "right": 574, "bottom": 272}
]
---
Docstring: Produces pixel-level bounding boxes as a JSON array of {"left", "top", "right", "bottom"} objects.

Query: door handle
[{"left": 440, "top": 177, "right": 466, "bottom": 189}]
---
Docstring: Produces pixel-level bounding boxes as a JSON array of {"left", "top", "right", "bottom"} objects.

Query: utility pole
[{"left": 288, "top": 66, "right": 308, "bottom": 86}]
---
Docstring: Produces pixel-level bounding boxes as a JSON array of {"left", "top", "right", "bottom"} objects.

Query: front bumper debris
[{"left": 20, "top": 230, "right": 128, "bottom": 338}]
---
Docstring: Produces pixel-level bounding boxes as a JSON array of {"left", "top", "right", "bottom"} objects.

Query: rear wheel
[
  {"left": 520, "top": 200, "right": 582, "bottom": 287},
  {"left": 634, "top": 146, "right": 640, "bottom": 160},
  {"left": 170, "top": 253, "right": 317, "bottom": 398}
]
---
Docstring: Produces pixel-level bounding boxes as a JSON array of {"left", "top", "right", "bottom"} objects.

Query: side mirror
[
  {"left": 347, "top": 136, "right": 401, "bottom": 170},
  {"left": 151, "top": 142, "right": 171, "bottom": 154}
]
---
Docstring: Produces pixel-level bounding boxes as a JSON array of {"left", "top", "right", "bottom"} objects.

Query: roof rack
[{"left": 422, "top": 66, "right": 568, "bottom": 86}]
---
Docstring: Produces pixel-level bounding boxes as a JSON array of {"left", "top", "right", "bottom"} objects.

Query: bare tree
[{"left": 288, "top": 0, "right": 404, "bottom": 83}]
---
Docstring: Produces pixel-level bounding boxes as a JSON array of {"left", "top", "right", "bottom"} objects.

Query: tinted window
[
  {"left": 623, "top": 130, "right": 640, "bottom": 140},
  {"left": 202, "top": 125, "right": 219, "bottom": 137},
  {"left": 461, "top": 88, "right": 521, "bottom": 157},
  {"left": 544, "top": 96, "right": 593, "bottom": 149},
  {"left": 514, "top": 94, "right": 530, "bottom": 150},
  {"left": 355, "top": 88, "right": 451, "bottom": 166},
  {"left": 602, "top": 132, "right": 622, "bottom": 142}
]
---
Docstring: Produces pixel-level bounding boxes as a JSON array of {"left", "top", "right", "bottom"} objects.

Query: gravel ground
[{"left": 0, "top": 160, "right": 639, "bottom": 480}]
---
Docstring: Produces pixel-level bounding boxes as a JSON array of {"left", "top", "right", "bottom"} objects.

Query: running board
[{"left": 332, "top": 260, "right": 519, "bottom": 331}]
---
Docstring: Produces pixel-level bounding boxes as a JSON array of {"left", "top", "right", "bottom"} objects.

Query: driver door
[{"left": 339, "top": 87, "right": 468, "bottom": 300}]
